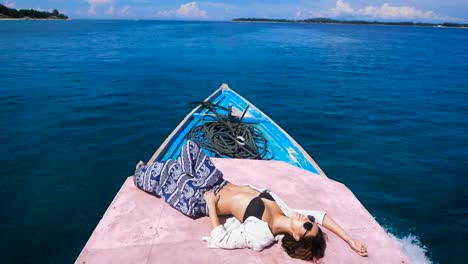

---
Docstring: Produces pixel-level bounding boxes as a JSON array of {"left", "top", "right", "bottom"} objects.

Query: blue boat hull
[{"left": 147, "top": 84, "right": 325, "bottom": 176}]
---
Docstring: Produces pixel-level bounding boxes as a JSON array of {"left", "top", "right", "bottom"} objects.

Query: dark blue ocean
[{"left": 0, "top": 20, "right": 467, "bottom": 263}]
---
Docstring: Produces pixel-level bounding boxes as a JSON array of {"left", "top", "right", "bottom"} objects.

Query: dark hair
[{"left": 281, "top": 227, "right": 327, "bottom": 261}]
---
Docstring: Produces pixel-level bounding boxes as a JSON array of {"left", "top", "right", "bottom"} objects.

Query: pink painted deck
[{"left": 77, "top": 159, "right": 408, "bottom": 263}]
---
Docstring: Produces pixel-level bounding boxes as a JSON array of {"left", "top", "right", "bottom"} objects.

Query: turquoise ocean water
[{"left": 0, "top": 20, "right": 467, "bottom": 263}]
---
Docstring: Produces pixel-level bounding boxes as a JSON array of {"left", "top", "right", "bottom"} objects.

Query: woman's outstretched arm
[{"left": 322, "top": 214, "right": 368, "bottom": 257}]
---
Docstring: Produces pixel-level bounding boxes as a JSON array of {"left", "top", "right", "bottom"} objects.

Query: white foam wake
[{"left": 387, "top": 232, "right": 433, "bottom": 264}]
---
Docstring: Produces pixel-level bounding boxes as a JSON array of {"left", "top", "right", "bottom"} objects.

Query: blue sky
[{"left": 2, "top": 0, "right": 467, "bottom": 22}]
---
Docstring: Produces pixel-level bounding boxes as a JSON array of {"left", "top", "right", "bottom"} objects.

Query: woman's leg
[
  {"left": 133, "top": 140, "right": 227, "bottom": 218},
  {"left": 134, "top": 160, "right": 165, "bottom": 194},
  {"left": 179, "top": 141, "right": 229, "bottom": 196},
  {"left": 177, "top": 140, "right": 221, "bottom": 179},
  {"left": 133, "top": 150, "right": 209, "bottom": 218}
]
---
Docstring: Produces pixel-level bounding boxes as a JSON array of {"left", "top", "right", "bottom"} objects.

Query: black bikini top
[{"left": 242, "top": 191, "right": 274, "bottom": 222}]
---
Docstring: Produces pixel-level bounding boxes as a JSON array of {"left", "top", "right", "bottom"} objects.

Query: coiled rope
[{"left": 187, "top": 102, "right": 272, "bottom": 160}]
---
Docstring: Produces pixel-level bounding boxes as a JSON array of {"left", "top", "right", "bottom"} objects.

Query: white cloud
[
  {"left": 295, "top": 8, "right": 307, "bottom": 19},
  {"left": 158, "top": 2, "right": 208, "bottom": 18},
  {"left": 3, "top": 1, "right": 15, "bottom": 8},
  {"left": 327, "top": 0, "right": 461, "bottom": 21},
  {"left": 201, "top": 1, "right": 234, "bottom": 13},
  {"left": 201, "top": 2, "right": 232, "bottom": 9},
  {"left": 87, "top": 0, "right": 112, "bottom": 5},
  {"left": 87, "top": 0, "right": 113, "bottom": 15},
  {"left": 119, "top": 5, "right": 130, "bottom": 15},
  {"left": 331, "top": 0, "right": 354, "bottom": 15},
  {"left": 32, "top": 7, "right": 51, "bottom": 12},
  {"left": 106, "top": 5, "right": 114, "bottom": 15}
]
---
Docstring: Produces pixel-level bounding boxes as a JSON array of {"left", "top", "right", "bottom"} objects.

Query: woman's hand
[
  {"left": 204, "top": 189, "right": 220, "bottom": 208},
  {"left": 348, "top": 239, "right": 368, "bottom": 257},
  {"left": 321, "top": 215, "right": 368, "bottom": 257},
  {"left": 204, "top": 190, "right": 221, "bottom": 229}
]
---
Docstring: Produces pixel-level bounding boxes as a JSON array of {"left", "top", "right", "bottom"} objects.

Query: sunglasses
[{"left": 302, "top": 215, "right": 316, "bottom": 239}]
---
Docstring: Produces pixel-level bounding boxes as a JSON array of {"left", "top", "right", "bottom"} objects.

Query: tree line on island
[
  {"left": 233, "top": 18, "right": 468, "bottom": 28},
  {"left": 0, "top": 4, "right": 68, "bottom": 19}
]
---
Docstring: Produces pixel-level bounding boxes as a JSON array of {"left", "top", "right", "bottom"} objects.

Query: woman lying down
[{"left": 134, "top": 140, "right": 368, "bottom": 261}]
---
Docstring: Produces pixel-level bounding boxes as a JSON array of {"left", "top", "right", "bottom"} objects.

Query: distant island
[
  {"left": 233, "top": 18, "right": 468, "bottom": 28},
  {"left": 0, "top": 4, "right": 68, "bottom": 20}
]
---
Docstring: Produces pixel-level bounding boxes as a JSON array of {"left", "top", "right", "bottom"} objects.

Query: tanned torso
[{"left": 215, "top": 183, "right": 284, "bottom": 231}]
